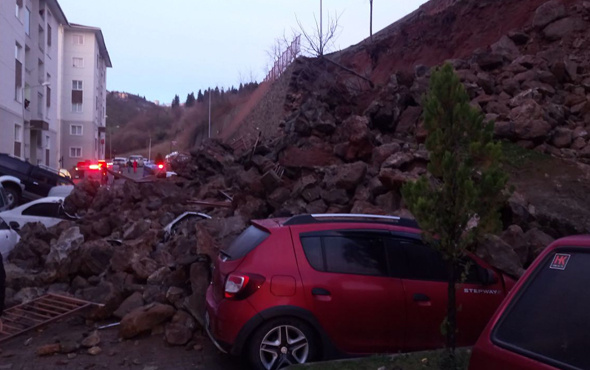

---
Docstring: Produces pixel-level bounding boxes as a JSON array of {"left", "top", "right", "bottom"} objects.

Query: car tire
[
  {"left": 247, "top": 318, "right": 319, "bottom": 370},
  {"left": 3, "top": 186, "right": 19, "bottom": 209}
]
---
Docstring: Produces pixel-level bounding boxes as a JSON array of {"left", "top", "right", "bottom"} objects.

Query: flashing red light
[
  {"left": 158, "top": 164, "right": 164, "bottom": 169},
  {"left": 88, "top": 164, "right": 100, "bottom": 170}
]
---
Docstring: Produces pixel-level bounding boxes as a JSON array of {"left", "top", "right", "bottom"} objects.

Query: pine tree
[
  {"left": 171, "top": 94, "right": 180, "bottom": 108},
  {"left": 186, "top": 92, "right": 195, "bottom": 107},
  {"left": 402, "top": 63, "right": 508, "bottom": 369},
  {"left": 197, "top": 89, "right": 204, "bottom": 102}
]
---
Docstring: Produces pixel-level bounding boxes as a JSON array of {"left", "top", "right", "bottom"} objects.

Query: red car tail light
[{"left": 224, "top": 273, "right": 265, "bottom": 300}]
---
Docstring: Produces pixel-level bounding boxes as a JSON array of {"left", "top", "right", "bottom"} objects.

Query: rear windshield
[
  {"left": 222, "top": 225, "right": 269, "bottom": 260},
  {"left": 492, "top": 248, "right": 590, "bottom": 369}
]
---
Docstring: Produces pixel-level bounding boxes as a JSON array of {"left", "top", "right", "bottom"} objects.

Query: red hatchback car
[
  {"left": 469, "top": 235, "right": 590, "bottom": 370},
  {"left": 205, "top": 214, "right": 516, "bottom": 370}
]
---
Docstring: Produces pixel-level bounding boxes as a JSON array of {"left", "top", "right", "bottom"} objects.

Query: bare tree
[{"left": 296, "top": 0, "right": 341, "bottom": 57}]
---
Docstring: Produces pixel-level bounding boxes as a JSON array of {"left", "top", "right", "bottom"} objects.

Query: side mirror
[
  {"left": 9, "top": 221, "right": 20, "bottom": 232},
  {"left": 477, "top": 265, "right": 498, "bottom": 286}
]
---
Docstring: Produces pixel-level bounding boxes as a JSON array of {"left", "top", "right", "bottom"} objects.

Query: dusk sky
[{"left": 58, "top": 1, "right": 428, "bottom": 104}]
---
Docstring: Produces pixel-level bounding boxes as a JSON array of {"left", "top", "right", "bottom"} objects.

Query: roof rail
[{"left": 283, "top": 213, "right": 419, "bottom": 228}]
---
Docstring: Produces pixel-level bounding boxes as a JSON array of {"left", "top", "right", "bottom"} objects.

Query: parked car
[
  {"left": 0, "top": 153, "right": 74, "bottom": 207},
  {"left": 469, "top": 235, "right": 590, "bottom": 370},
  {"left": 0, "top": 216, "right": 20, "bottom": 260},
  {"left": 128, "top": 155, "right": 145, "bottom": 167},
  {"left": 205, "top": 214, "right": 516, "bottom": 370},
  {"left": 48, "top": 185, "right": 74, "bottom": 198},
  {"left": 0, "top": 176, "right": 24, "bottom": 210},
  {"left": 0, "top": 184, "right": 11, "bottom": 212},
  {"left": 0, "top": 196, "right": 78, "bottom": 230},
  {"left": 112, "top": 157, "right": 127, "bottom": 174}
]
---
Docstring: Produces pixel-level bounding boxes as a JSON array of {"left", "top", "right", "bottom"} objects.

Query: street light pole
[{"left": 208, "top": 87, "right": 211, "bottom": 138}]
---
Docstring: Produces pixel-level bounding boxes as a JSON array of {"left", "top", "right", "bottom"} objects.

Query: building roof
[
  {"left": 47, "top": 0, "right": 69, "bottom": 25},
  {"left": 67, "top": 23, "right": 113, "bottom": 68}
]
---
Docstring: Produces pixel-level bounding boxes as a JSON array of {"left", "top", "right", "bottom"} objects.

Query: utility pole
[
  {"left": 148, "top": 135, "right": 152, "bottom": 162},
  {"left": 208, "top": 87, "right": 211, "bottom": 138},
  {"left": 370, "top": 0, "right": 374, "bottom": 41}
]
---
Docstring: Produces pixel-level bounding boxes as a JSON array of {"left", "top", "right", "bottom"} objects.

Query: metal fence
[{"left": 264, "top": 35, "right": 301, "bottom": 83}]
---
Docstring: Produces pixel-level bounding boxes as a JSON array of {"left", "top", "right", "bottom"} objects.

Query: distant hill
[{"left": 105, "top": 84, "right": 259, "bottom": 159}]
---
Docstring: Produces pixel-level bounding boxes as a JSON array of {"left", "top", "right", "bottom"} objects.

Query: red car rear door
[
  {"left": 396, "top": 238, "right": 505, "bottom": 350},
  {"left": 291, "top": 226, "right": 406, "bottom": 354}
]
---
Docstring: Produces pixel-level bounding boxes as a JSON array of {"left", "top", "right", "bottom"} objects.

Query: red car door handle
[
  {"left": 312, "top": 288, "right": 331, "bottom": 296},
  {"left": 413, "top": 293, "right": 430, "bottom": 302}
]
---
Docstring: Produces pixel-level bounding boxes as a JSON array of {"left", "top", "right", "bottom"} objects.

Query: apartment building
[
  {"left": 59, "top": 24, "right": 111, "bottom": 170},
  {"left": 0, "top": 0, "right": 110, "bottom": 171},
  {"left": 0, "top": 0, "right": 66, "bottom": 168}
]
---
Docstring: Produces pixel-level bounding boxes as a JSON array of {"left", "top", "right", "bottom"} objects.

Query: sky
[{"left": 58, "top": 0, "right": 429, "bottom": 104}]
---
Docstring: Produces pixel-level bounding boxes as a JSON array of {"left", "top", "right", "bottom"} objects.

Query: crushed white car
[
  {"left": 163, "top": 211, "right": 211, "bottom": 241},
  {"left": 0, "top": 196, "right": 78, "bottom": 231},
  {"left": 0, "top": 216, "right": 19, "bottom": 260}
]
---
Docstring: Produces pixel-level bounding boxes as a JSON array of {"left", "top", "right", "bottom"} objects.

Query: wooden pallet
[{"left": 0, "top": 294, "right": 100, "bottom": 344}]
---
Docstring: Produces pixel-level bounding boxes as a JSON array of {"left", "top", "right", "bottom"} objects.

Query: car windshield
[{"left": 492, "top": 247, "right": 590, "bottom": 369}]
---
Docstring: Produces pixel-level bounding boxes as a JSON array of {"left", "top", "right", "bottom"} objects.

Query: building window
[
  {"left": 46, "top": 86, "right": 51, "bottom": 108},
  {"left": 37, "top": 92, "right": 43, "bottom": 116},
  {"left": 73, "top": 57, "right": 84, "bottom": 68},
  {"left": 15, "top": 43, "right": 22, "bottom": 102},
  {"left": 38, "top": 26, "right": 45, "bottom": 52},
  {"left": 14, "top": 124, "right": 22, "bottom": 157},
  {"left": 70, "top": 147, "right": 82, "bottom": 158},
  {"left": 47, "top": 24, "right": 52, "bottom": 47},
  {"left": 15, "top": 0, "right": 22, "bottom": 19},
  {"left": 72, "top": 80, "right": 83, "bottom": 112},
  {"left": 38, "top": 59, "right": 44, "bottom": 84},
  {"left": 73, "top": 34, "right": 84, "bottom": 45},
  {"left": 70, "top": 125, "right": 83, "bottom": 135},
  {"left": 24, "top": 7, "right": 30, "bottom": 35}
]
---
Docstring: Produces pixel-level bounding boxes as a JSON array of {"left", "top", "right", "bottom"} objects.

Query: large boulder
[
  {"left": 113, "top": 291, "right": 145, "bottom": 320},
  {"left": 532, "top": 0, "right": 566, "bottom": 28},
  {"left": 165, "top": 310, "right": 196, "bottom": 346},
  {"left": 323, "top": 161, "right": 367, "bottom": 191},
  {"left": 123, "top": 219, "right": 152, "bottom": 240},
  {"left": 509, "top": 99, "right": 551, "bottom": 140},
  {"left": 77, "top": 239, "right": 114, "bottom": 277},
  {"left": 476, "top": 235, "right": 525, "bottom": 278},
  {"left": 119, "top": 303, "right": 176, "bottom": 339},
  {"left": 184, "top": 262, "right": 210, "bottom": 327},
  {"left": 46, "top": 226, "right": 85, "bottom": 277}
]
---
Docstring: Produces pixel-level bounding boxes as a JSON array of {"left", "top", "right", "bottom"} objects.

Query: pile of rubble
[{"left": 4, "top": 177, "right": 246, "bottom": 348}]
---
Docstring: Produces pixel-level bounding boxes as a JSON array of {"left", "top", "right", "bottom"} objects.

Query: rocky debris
[
  {"left": 119, "top": 303, "right": 176, "bottom": 339},
  {"left": 35, "top": 343, "right": 61, "bottom": 356},
  {"left": 81, "top": 330, "right": 101, "bottom": 348}
]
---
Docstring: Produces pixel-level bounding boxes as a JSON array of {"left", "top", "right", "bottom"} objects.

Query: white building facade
[
  {"left": 0, "top": 0, "right": 66, "bottom": 168},
  {"left": 0, "top": 0, "right": 110, "bottom": 171},
  {"left": 58, "top": 24, "right": 111, "bottom": 170}
]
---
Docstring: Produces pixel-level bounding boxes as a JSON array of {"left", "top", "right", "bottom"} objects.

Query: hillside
[
  {"left": 185, "top": 0, "right": 590, "bottom": 274},
  {"left": 106, "top": 85, "right": 259, "bottom": 159}
]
